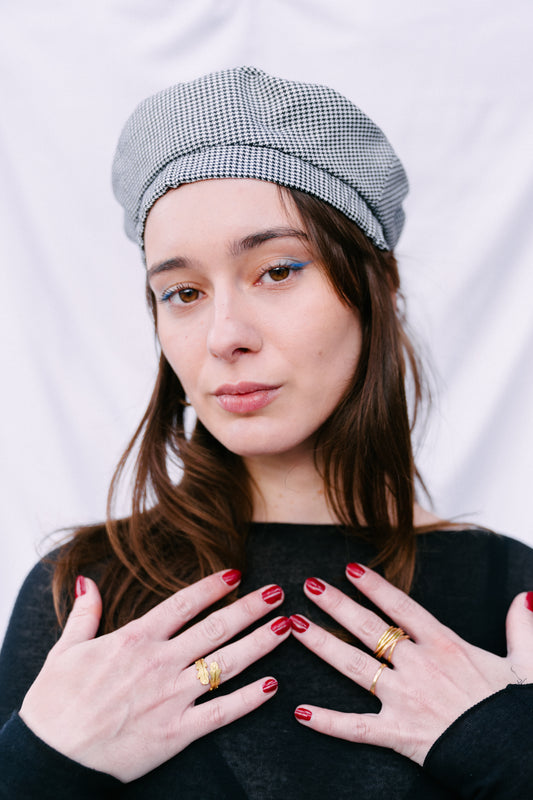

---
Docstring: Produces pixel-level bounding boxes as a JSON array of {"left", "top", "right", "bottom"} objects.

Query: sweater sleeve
[
  {"left": 423, "top": 683, "right": 533, "bottom": 799},
  {"left": 0, "top": 558, "right": 122, "bottom": 797},
  {"left": 0, "top": 713, "right": 122, "bottom": 799},
  {"left": 0, "top": 558, "right": 61, "bottom": 725}
]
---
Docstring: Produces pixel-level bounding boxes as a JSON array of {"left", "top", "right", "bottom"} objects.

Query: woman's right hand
[{"left": 19, "top": 570, "right": 289, "bottom": 782}]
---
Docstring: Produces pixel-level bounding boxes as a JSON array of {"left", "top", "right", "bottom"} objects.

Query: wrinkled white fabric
[{"left": 1, "top": 0, "right": 532, "bottom": 637}]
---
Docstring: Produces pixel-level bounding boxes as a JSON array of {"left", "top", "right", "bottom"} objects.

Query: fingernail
[
  {"left": 290, "top": 614, "right": 310, "bottom": 633},
  {"left": 525, "top": 592, "right": 533, "bottom": 611},
  {"left": 295, "top": 707, "right": 313, "bottom": 721},
  {"left": 75, "top": 576, "right": 86, "bottom": 598},
  {"left": 222, "top": 569, "right": 242, "bottom": 586},
  {"left": 305, "top": 577, "right": 325, "bottom": 595},
  {"left": 346, "top": 563, "right": 365, "bottom": 578},
  {"left": 262, "top": 585, "right": 283, "bottom": 604},
  {"left": 271, "top": 616, "right": 290, "bottom": 635},
  {"left": 262, "top": 678, "right": 278, "bottom": 694}
]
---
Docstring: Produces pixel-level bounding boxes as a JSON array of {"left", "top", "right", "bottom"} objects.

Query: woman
[{"left": 1, "top": 66, "right": 532, "bottom": 799}]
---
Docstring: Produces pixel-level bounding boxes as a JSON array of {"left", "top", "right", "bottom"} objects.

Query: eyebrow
[{"left": 146, "top": 227, "right": 309, "bottom": 280}]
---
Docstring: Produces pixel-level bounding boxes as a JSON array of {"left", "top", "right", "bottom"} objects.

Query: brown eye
[
  {"left": 178, "top": 288, "right": 199, "bottom": 303},
  {"left": 268, "top": 266, "right": 291, "bottom": 282}
]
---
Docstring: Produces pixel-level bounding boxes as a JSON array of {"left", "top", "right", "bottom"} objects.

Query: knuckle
[
  {"left": 211, "top": 649, "right": 233, "bottom": 676},
  {"left": 436, "top": 633, "right": 462, "bottom": 657},
  {"left": 319, "top": 714, "right": 336, "bottom": 736},
  {"left": 117, "top": 621, "right": 145, "bottom": 649},
  {"left": 391, "top": 593, "right": 417, "bottom": 618},
  {"left": 313, "top": 626, "right": 330, "bottom": 650},
  {"left": 201, "top": 613, "right": 227, "bottom": 643},
  {"left": 345, "top": 650, "right": 368, "bottom": 678},
  {"left": 168, "top": 591, "right": 193, "bottom": 621},
  {"left": 326, "top": 589, "right": 344, "bottom": 613},
  {"left": 203, "top": 698, "right": 226, "bottom": 728},
  {"left": 239, "top": 595, "right": 255, "bottom": 619},
  {"left": 352, "top": 718, "right": 372, "bottom": 742},
  {"left": 360, "top": 615, "right": 383, "bottom": 639}
]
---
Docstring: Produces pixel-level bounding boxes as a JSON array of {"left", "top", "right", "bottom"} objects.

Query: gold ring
[
  {"left": 369, "top": 662, "right": 388, "bottom": 696},
  {"left": 195, "top": 658, "right": 222, "bottom": 691},
  {"left": 373, "top": 626, "right": 410, "bottom": 662}
]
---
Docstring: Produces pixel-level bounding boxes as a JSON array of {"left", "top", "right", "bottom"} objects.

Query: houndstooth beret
[{"left": 112, "top": 66, "right": 408, "bottom": 251}]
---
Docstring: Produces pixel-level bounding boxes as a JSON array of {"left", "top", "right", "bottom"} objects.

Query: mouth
[{"left": 213, "top": 382, "right": 281, "bottom": 413}]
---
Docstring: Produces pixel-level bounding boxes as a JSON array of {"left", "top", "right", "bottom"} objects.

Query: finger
[
  {"left": 307, "top": 565, "right": 441, "bottom": 643},
  {"left": 289, "top": 614, "right": 386, "bottom": 693},
  {"left": 293, "top": 705, "right": 400, "bottom": 752},
  {"left": 54, "top": 576, "right": 102, "bottom": 653},
  {"left": 175, "top": 584, "right": 285, "bottom": 667},
  {"left": 506, "top": 591, "right": 533, "bottom": 656},
  {"left": 190, "top": 676, "right": 279, "bottom": 740},
  {"left": 343, "top": 565, "right": 438, "bottom": 637},
  {"left": 136, "top": 569, "right": 243, "bottom": 640},
  {"left": 303, "top": 577, "right": 415, "bottom": 661},
  {"left": 187, "top": 615, "right": 291, "bottom": 698}
]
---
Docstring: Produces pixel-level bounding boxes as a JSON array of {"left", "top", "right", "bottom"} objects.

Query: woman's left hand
[{"left": 290, "top": 564, "right": 533, "bottom": 765}]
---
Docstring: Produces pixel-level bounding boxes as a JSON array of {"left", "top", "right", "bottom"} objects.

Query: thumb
[
  {"left": 54, "top": 576, "right": 103, "bottom": 653},
  {"left": 505, "top": 591, "right": 533, "bottom": 657}
]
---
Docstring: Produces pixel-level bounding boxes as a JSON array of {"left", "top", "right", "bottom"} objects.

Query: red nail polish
[
  {"left": 294, "top": 707, "right": 313, "bottom": 721},
  {"left": 262, "top": 585, "right": 283, "bottom": 604},
  {"left": 271, "top": 616, "right": 290, "bottom": 635},
  {"left": 346, "top": 563, "right": 365, "bottom": 578},
  {"left": 222, "top": 569, "right": 242, "bottom": 586},
  {"left": 75, "top": 576, "right": 86, "bottom": 598},
  {"left": 290, "top": 614, "right": 310, "bottom": 633},
  {"left": 262, "top": 678, "right": 278, "bottom": 694},
  {"left": 525, "top": 592, "right": 533, "bottom": 611},
  {"left": 305, "top": 577, "right": 325, "bottom": 595}
]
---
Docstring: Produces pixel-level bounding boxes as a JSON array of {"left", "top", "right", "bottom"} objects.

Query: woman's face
[{"left": 145, "top": 179, "right": 362, "bottom": 462}]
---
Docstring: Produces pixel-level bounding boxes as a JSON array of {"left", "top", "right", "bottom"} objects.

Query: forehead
[{"left": 143, "top": 179, "right": 303, "bottom": 260}]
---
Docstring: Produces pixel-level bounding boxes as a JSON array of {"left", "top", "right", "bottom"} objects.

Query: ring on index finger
[
  {"left": 373, "top": 626, "right": 410, "bottom": 663},
  {"left": 195, "top": 658, "right": 222, "bottom": 691}
]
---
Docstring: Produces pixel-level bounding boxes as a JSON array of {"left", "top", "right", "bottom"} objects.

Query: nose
[{"left": 206, "top": 290, "right": 262, "bottom": 362}]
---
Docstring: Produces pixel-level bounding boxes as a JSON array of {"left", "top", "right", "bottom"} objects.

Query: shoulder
[
  {"left": 413, "top": 528, "right": 533, "bottom": 653},
  {"left": 416, "top": 526, "right": 533, "bottom": 584}
]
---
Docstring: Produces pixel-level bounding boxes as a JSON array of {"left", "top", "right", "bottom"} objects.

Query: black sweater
[{"left": 1, "top": 525, "right": 533, "bottom": 799}]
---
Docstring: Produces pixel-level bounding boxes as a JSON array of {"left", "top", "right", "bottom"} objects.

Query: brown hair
[{"left": 52, "top": 187, "right": 429, "bottom": 633}]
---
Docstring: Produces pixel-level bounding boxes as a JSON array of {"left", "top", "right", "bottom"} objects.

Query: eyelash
[
  {"left": 256, "top": 260, "right": 310, "bottom": 284},
  {"left": 158, "top": 260, "right": 310, "bottom": 305}
]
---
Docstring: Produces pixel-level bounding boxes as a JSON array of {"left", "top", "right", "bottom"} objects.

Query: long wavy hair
[{"left": 52, "top": 187, "right": 429, "bottom": 633}]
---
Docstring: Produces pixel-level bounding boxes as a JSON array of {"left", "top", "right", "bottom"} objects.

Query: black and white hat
[{"left": 112, "top": 66, "right": 408, "bottom": 251}]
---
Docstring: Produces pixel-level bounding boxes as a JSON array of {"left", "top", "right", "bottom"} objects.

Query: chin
[{"left": 214, "top": 430, "right": 314, "bottom": 461}]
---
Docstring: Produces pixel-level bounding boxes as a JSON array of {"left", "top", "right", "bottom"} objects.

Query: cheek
[{"left": 157, "top": 326, "right": 196, "bottom": 386}]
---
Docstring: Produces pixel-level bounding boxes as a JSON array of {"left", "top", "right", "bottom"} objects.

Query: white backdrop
[{"left": 1, "top": 1, "right": 532, "bottom": 639}]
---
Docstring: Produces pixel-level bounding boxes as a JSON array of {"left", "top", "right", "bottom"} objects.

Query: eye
[
  {"left": 259, "top": 260, "right": 310, "bottom": 284},
  {"left": 160, "top": 285, "right": 201, "bottom": 305},
  {"left": 267, "top": 265, "right": 292, "bottom": 282}
]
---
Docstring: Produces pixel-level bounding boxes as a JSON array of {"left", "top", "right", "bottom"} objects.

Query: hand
[
  {"left": 20, "top": 571, "right": 289, "bottom": 781},
  {"left": 290, "top": 564, "right": 533, "bottom": 765}
]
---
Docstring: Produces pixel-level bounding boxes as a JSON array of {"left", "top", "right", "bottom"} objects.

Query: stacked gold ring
[
  {"left": 195, "top": 658, "right": 222, "bottom": 691},
  {"left": 373, "top": 626, "right": 410, "bottom": 663}
]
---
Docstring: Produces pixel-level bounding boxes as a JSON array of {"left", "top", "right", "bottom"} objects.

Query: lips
[{"left": 213, "top": 382, "right": 281, "bottom": 413}]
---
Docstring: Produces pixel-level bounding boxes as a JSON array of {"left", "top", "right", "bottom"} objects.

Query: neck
[
  {"left": 243, "top": 452, "right": 442, "bottom": 529},
  {"left": 245, "top": 449, "right": 338, "bottom": 524}
]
